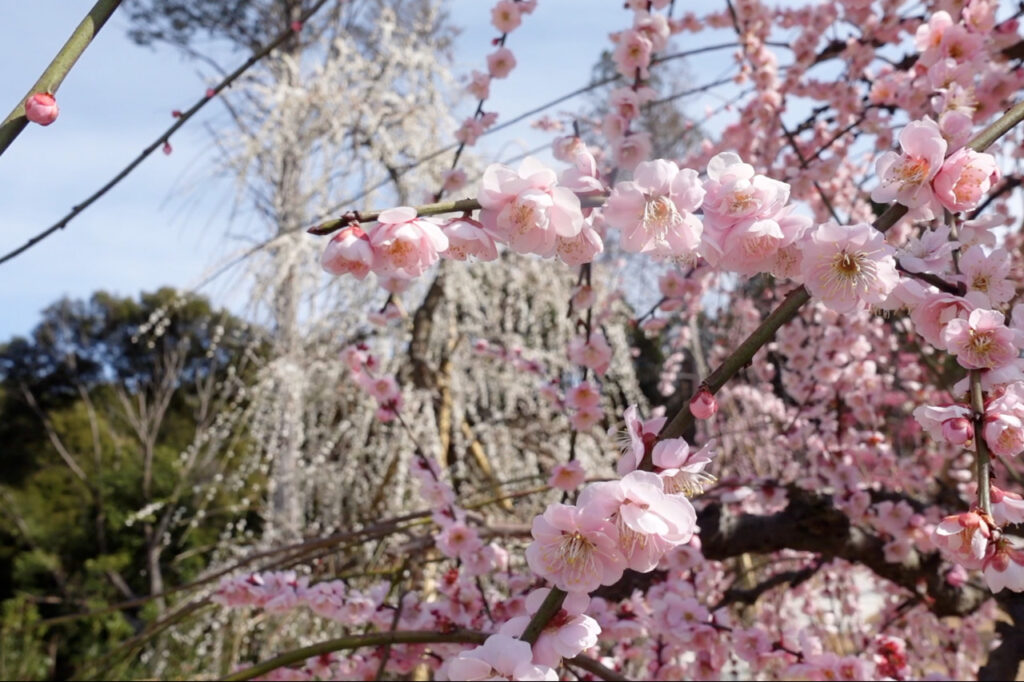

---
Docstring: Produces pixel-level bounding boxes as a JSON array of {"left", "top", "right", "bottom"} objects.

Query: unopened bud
[
  {"left": 690, "top": 386, "right": 718, "bottom": 420},
  {"left": 162, "top": 141, "right": 173, "bottom": 155},
  {"left": 25, "top": 93, "right": 58, "bottom": 126},
  {"left": 942, "top": 417, "right": 973, "bottom": 446}
]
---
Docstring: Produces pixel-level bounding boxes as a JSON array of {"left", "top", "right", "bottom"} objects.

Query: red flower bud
[
  {"left": 25, "top": 93, "right": 58, "bottom": 126},
  {"left": 689, "top": 387, "right": 718, "bottom": 420}
]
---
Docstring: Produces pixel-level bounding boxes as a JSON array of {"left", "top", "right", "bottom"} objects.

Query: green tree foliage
[{"left": 0, "top": 288, "right": 263, "bottom": 679}]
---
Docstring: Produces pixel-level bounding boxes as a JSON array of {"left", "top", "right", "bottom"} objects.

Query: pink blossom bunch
[
  {"left": 478, "top": 157, "right": 585, "bottom": 257},
  {"left": 699, "top": 152, "right": 807, "bottom": 274},
  {"left": 603, "top": 159, "right": 704, "bottom": 261}
]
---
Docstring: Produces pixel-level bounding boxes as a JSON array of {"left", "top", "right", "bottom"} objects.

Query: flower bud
[
  {"left": 942, "top": 417, "right": 974, "bottom": 445},
  {"left": 162, "top": 141, "right": 173, "bottom": 155},
  {"left": 24, "top": 93, "right": 58, "bottom": 126},
  {"left": 689, "top": 387, "right": 718, "bottom": 420}
]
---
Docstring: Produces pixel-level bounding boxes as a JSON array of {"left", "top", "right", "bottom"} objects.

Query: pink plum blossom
[
  {"left": 490, "top": 0, "right": 522, "bottom": 33},
  {"left": 321, "top": 224, "right": 374, "bottom": 279},
  {"left": 368, "top": 207, "right": 448, "bottom": 279},
  {"left": 478, "top": 157, "right": 584, "bottom": 257},
  {"left": 443, "top": 634, "right": 557, "bottom": 681},
  {"left": 498, "top": 589, "right": 600, "bottom": 667},
  {"left": 983, "top": 385, "right": 1024, "bottom": 457},
  {"left": 653, "top": 439, "right": 717, "bottom": 497},
  {"left": 799, "top": 221, "right": 899, "bottom": 314},
  {"left": 933, "top": 511, "right": 993, "bottom": 570},
  {"left": 983, "top": 539, "right": 1024, "bottom": 592},
  {"left": 616, "top": 404, "right": 665, "bottom": 475},
  {"left": 486, "top": 47, "right": 517, "bottom": 78},
  {"left": 556, "top": 222, "right": 604, "bottom": 266},
  {"left": 941, "top": 308, "right": 1019, "bottom": 370},
  {"left": 525, "top": 502, "right": 626, "bottom": 593},
  {"left": 991, "top": 486, "right": 1024, "bottom": 526},
  {"left": 440, "top": 216, "right": 498, "bottom": 262},
  {"left": 700, "top": 152, "right": 797, "bottom": 272},
  {"left": 959, "top": 245, "right": 1014, "bottom": 305},
  {"left": 912, "top": 404, "right": 972, "bottom": 444},
  {"left": 611, "top": 29, "right": 653, "bottom": 79},
  {"left": 578, "top": 471, "right": 696, "bottom": 572},
  {"left": 567, "top": 332, "right": 612, "bottom": 376},
  {"left": 603, "top": 159, "right": 704, "bottom": 260},
  {"left": 549, "top": 461, "right": 586, "bottom": 492},
  {"left": 871, "top": 117, "right": 946, "bottom": 213},
  {"left": 932, "top": 148, "right": 999, "bottom": 214}
]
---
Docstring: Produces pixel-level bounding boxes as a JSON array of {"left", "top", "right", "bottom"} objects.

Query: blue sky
[{"left": 0, "top": 0, "right": 732, "bottom": 340}]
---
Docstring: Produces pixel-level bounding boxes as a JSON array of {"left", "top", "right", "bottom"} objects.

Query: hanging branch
[{"left": 0, "top": 0, "right": 124, "bottom": 158}]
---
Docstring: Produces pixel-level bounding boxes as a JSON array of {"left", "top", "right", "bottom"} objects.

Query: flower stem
[{"left": 969, "top": 369, "right": 992, "bottom": 516}]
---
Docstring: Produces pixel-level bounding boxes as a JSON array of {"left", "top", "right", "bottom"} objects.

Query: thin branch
[{"left": 0, "top": 0, "right": 336, "bottom": 267}]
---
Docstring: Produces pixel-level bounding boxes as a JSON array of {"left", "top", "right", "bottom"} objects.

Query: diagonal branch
[{"left": 0, "top": 0, "right": 123, "bottom": 158}]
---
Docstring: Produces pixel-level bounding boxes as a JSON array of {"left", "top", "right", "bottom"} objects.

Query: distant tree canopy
[{"left": 0, "top": 288, "right": 264, "bottom": 678}]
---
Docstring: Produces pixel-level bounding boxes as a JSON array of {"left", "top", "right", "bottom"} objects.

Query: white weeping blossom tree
[{"left": 114, "top": 0, "right": 656, "bottom": 675}]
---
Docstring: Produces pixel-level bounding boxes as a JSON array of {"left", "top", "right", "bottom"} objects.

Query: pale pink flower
[
  {"left": 498, "top": 589, "right": 600, "bottom": 668},
  {"left": 933, "top": 511, "right": 993, "bottom": 569},
  {"left": 444, "top": 634, "right": 558, "bottom": 681},
  {"left": 442, "top": 169, "right": 469, "bottom": 193},
  {"left": 612, "top": 132, "right": 653, "bottom": 171},
  {"left": 898, "top": 225, "right": 957, "bottom": 275},
  {"left": 654, "top": 440, "right": 717, "bottom": 497},
  {"left": 549, "top": 461, "right": 586, "bottom": 492},
  {"left": 455, "top": 117, "right": 486, "bottom": 146},
  {"left": 486, "top": 47, "right": 517, "bottom": 78},
  {"left": 369, "top": 207, "right": 448, "bottom": 279},
  {"left": 567, "top": 332, "right": 612, "bottom": 376},
  {"left": 321, "top": 225, "right": 374, "bottom": 279},
  {"left": 799, "top": 221, "right": 899, "bottom": 314},
  {"left": 983, "top": 539, "right": 1024, "bottom": 592},
  {"left": 909, "top": 291, "right": 975, "bottom": 348},
  {"left": 569, "top": 407, "right": 603, "bottom": 431},
  {"left": 466, "top": 70, "right": 490, "bottom": 100},
  {"left": 490, "top": 0, "right": 522, "bottom": 33},
  {"left": 942, "top": 417, "right": 974, "bottom": 446},
  {"left": 436, "top": 521, "right": 482, "bottom": 560},
  {"left": 942, "top": 308, "right": 1019, "bottom": 370},
  {"left": 611, "top": 29, "right": 653, "bottom": 79},
  {"left": 566, "top": 381, "right": 601, "bottom": 410},
  {"left": 991, "top": 486, "right": 1024, "bottom": 526},
  {"left": 933, "top": 148, "right": 999, "bottom": 214},
  {"left": 871, "top": 118, "right": 946, "bottom": 212},
  {"left": 959, "top": 245, "right": 1014, "bottom": 305},
  {"left": 616, "top": 404, "right": 665, "bottom": 475},
  {"left": 478, "top": 157, "right": 584, "bottom": 257},
  {"left": 633, "top": 10, "right": 670, "bottom": 51},
  {"left": 556, "top": 223, "right": 604, "bottom": 266},
  {"left": 24, "top": 92, "right": 58, "bottom": 126},
  {"left": 525, "top": 502, "right": 626, "bottom": 593},
  {"left": 700, "top": 152, "right": 794, "bottom": 271},
  {"left": 603, "top": 159, "right": 704, "bottom": 260},
  {"left": 912, "top": 404, "right": 972, "bottom": 443},
  {"left": 440, "top": 216, "right": 498, "bottom": 262},
  {"left": 984, "top": 385, "right": 1024, "bottom": 457},
  {"left": 578, "top": 472, "right": 696, "bottom": 572}
]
